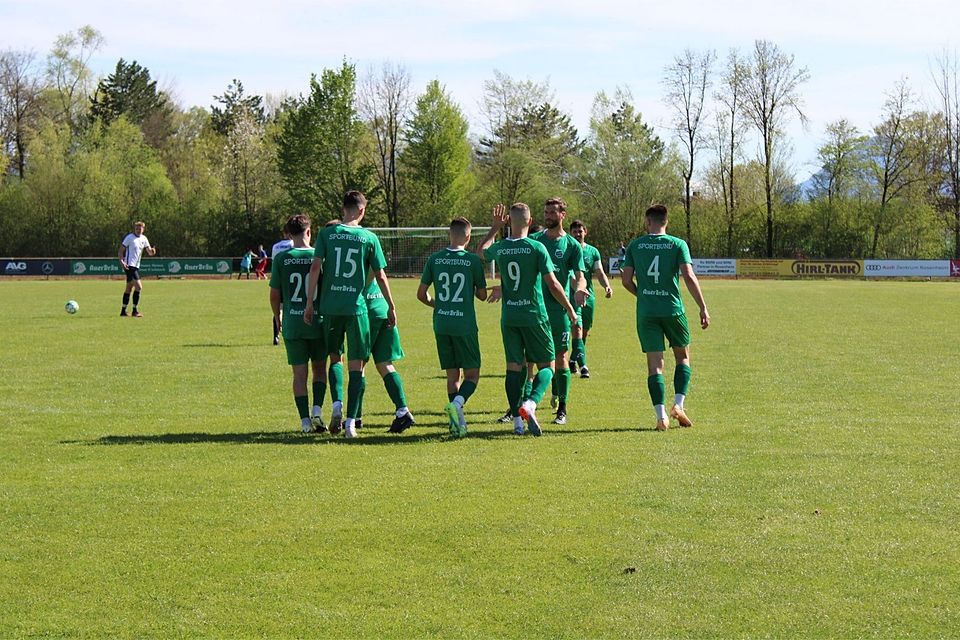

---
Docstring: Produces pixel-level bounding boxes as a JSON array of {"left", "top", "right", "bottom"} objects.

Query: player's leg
[
  {"left": 309, "top": 344, "right": 328, "bottom": 432},
  {"left": 502, "top": 326, "right": 527, "bottom": 434},
  {"left": 639, "top": 316, "right": 669, "bottom": 431},
  {"left": 666, "top": 314, "right": 693, "bottom": 427},
  {"left": 550, "top": 315, "right": 572, "bottom": 423},
  {"left": 285, "top": 339, "right": 313, "bottom": 433},
  {"left": 324, "top": 318, "right": 345, "bottom": 434},
  {"left": 130, "top": 273, "right": 144, "bottom": 317},
  {"left": 120, "top": 274, "right": 135, "bottom": 316},
  {"left": 517, "top": 321, "right": 556, "bottom": 436},
  {"left": 444, "top": 334, "right": 480, "bottom": 437},
  {"left": 343, "top": 314, "right": 372, "bottom": 437},
  {"left": 578, "top": 303, "right": 595, "bottom": 377},
  {"left": 370, "top": 318, "right": 413, "bottom": 433}
]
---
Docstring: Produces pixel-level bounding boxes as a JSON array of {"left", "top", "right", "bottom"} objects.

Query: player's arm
[
  {"left": 416, "top": 282, "right": 434, "bottom": 308},
  {"left": 621, "top": 267, "right": 638, "bottom": 297},
  {"left": 477, "top": 204, "right": 507, "bottom": 256},
  {"left": 572, "top": 270, "right": 589, "bottom": 307},
  {"left": 146, "top": 241, "right": 156, "bottom": 257},
  {"left": 474, "top": 285, "right": 488, "bottom": 301},
  {"left": 373, "top": 268, "right": 398, "bottom": 328},
  {"left": 544, "top": 272, "right": 578, "bottom": 325},
  {"left": 304, "top": 257, "right": 322, "bottom": 325},
  {"left": 680, "top": 263, "right": 710, "bottom": 329},
  {"left": 269, "top": 286, "right": 282, "bottom": 332},
  {"left": 595, "top": 260, "right": 613, "bottom": 298},
  {"left": 118, "top": 243, "right": 127, "bottom": 269}
]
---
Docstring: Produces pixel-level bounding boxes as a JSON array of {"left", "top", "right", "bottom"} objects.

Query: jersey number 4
[{"left": 646, "top": 255, "right": 660, "bottom": 284}]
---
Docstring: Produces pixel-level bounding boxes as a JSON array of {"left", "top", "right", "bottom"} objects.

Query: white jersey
[
  {"left": 271, "top": 239, "right": 294, "bottom": 258},
  {"left": 122, "top": 233, "right": 152, "bottom": 268}
]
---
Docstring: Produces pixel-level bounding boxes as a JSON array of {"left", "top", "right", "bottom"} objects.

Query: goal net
[{"left": 367, "top": 227, "right": 494, "bottom": 277}]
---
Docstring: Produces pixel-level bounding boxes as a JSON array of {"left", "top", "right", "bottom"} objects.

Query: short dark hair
[
  {"left": 569, "top": 219, "right": 586, "bottom": 231},
  {"left": 450, "top": 216, "right": 471, "bottom": 236},
  {"left": 285, "top": 214, "right": 311, "bottom": 237},
  {"left": 645, "top": 204, "right": 668, "bottom": 226},
  {"left": 343, "top": 190, "right": 367, "bottom": 211},
  {"left": 529, "top": 222, "right": 543, "bottom": 234},
  {"left": 545, "top": 197, "right": 567, "bottom": 212},
  {"left": 510, "top": 203, "right": 531, "bottom": 219},
  {"left": 325, "top": 218, "right": 341, "bottom": 228}
]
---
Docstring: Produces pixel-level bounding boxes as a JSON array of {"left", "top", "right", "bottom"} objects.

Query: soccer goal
[{"left": 367, "top": 227, "right": 493, "bottom": 277}]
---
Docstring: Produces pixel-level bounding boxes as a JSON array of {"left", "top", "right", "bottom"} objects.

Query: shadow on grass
[
  {"left": 63, "top": 424, "right": 659, "bottom": 447},
  {"left": 183, "top": 343, "right": 261, "bottom": 348}
]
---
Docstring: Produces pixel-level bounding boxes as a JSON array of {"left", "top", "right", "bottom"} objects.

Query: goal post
[{"left": 366, "top": 227, "right": 495, "bottom": 278}]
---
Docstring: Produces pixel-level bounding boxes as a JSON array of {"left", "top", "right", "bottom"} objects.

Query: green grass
[{"left": 1, "top": 277, "right": 958, "bottom": 638}]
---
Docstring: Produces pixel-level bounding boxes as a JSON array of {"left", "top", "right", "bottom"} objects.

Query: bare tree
[
  {"left": 359, "top": 63, "right": 412, "bottom": 227},
  {"left": 713, "top": 49, "right": 748, "bottom": 256},
  {"left": 0, "top": 49, "right": 44, "bottom": 178},
  {"left": 933, "top": 49, "right": 960, "bottom": 258},
  {"left": 45, "top": 25, "right": 104, "bottom": 135},
  {"left": 739, "top": 40, "right": 809, "bottom": 257},
  {"left": 662, "top": 48, "right": 715, "bottom": 244}
]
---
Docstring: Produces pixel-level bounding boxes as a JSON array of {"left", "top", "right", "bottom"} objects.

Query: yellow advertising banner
[{"left": 737, "top": 259, "right": 864, "bottom": 278}]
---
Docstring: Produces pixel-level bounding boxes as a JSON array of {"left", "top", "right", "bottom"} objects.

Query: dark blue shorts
[{"left": 125, "top": 267, "right": 141, "bottom": 282}]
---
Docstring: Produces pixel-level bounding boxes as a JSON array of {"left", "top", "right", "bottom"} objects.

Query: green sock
[
  {"left": 505, "top": 370, "right": 524, "bottom": 412},
  {"left": 580, "top": 337, "right": 589, "bottom": 368},
  {"left": 312, "top": 381, "right": 326, "bottom": 409},
  {"left": 294, "top": 395, "right": 310, "bottom": 420},
  {"left": 328, "top": 362, "right": 344, "bottom": 403},
  {"left": 523, "top": 378, "right": 533, "bottom": 399},
  {"left": 347, "top": 371, "right": 364, "bottom": 419},
  {"left": 383, "top": 371, "right": 407, "bottom": 411},
  {"left": 448, "top": 392, "right": 458, "bottom": 403},
  {"left": 357, "top": 375, "right": 366, "bottom": 419},
  {"left": 556, "top": 368, "right": 570, "bottom": 403},
  {"left": 647, "top": 374, "right": 666, "bottom": 406},
  {"left": 530, "top": 368, "right": 554, "bottom": 403},
  {"left": 572, "top": 338, "right": 585, "bottom": 367},
  {"left": 674, "top": 364, "right": 691, "bottom": 396},
  {"left": 458, "top": 380, "right": 477, "bottom": 404}
]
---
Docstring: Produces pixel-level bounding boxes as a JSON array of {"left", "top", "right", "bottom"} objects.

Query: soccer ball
[{"left": 65, "top": 300, "right": 79, "bottom": 314}]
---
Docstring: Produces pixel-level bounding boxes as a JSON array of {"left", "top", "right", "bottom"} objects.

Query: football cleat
[
  {"left": 497, "top": 410, "right": 514, "bottom": 424},
  {"left": 670, "top": 405, "right": 693, "bottom": 428},
  {"left": 301, "top": 418, "right": 314, "bottom": 434},
  {"left": 579, "top": 366, "right": 590, "bottom": 379},
  {"left": 519, "top": 400, "right": 542, "bottom": 437},
  {"left": 132, "top": 310, "right": 143, "bottom": 317},
  {"left": 655, "top": 419, "right": 670, "bottom": 432},
  {"left": 311, "top": 413, "right": 326, "bottom": 434},
  {"left": 120, "top": 309, "right": 128, "bottom": 317},
  {"left": 513, "top": 416, "right": 525, "bottom": 436},
  {"left": 388, "top": 411, "right": 415, "bottom": 433},
  {"left": 345, "top": 422, "right": 358, "bottom": 438},
  {"left": 444, "top": 402, "right": 460, "bottom": 436},
  {"left": 553, "top": 410, "right": 567, "bottom": 425},
  {"left": 329, "top": 404, "right": 343, "bottom": 436}
]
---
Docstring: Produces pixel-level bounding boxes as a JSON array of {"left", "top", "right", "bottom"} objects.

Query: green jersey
[
  {"left": 623, "top": 233, "right": 692, "bottom": 317},
  {"left": 315, "top": 224, "right": 387, "bottom": 316},
  {"left": 420, "top": 249, "right": 487, "bottom": 336},
  {"left": 483, "top": 237, "right": 553, "bottom": 326},
  {"left": 365, "top": 279, "right": 389, "bottom": 319},
  {"left": 530, "top": 230, "right": 585, "bottom": 307},
  {"left": 581, "top": 243, "right": 603, "bottom": 302},
  {"left": 269, "top": 247, "right": 324, "bottom": 340}
]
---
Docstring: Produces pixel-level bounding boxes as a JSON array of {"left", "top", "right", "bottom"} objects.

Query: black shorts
[{"left": 125, "top": 267, "right": 141, "bottom": 282}]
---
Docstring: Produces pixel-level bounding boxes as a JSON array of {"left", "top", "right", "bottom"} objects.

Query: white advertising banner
[
  {"left": 863, "top": 260, "right": 950, "bottom": 278},
  {"left": 692, "top": 258, "right": 737, "bottom": 276}
]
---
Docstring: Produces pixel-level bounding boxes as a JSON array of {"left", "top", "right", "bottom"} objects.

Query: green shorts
[
  {"left": 580, "top": 301, "right": 595, "bottom": 332},
  {"left": 370, "top": 315, "right": 404, "bottom": 364},
  {"left": 546, "top": 304, "right": 571, "bottom": 354},
  {"left": 637, "top": 314, "right": 690, "bottom": 353},
  {"left": 324, "top": 313, "right": 371, "bottom": 361},
  {"left": 435, "top": 333, "right": 481, "bottom": 370},
  {"left": 502, "top": 320, "right": 555, "bottom": 366},
  {"left": 284, "top": 337, "right": 327, "bottom": 366}
]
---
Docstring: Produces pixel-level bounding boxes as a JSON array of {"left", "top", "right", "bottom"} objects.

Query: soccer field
[{"left": 1, "top": 278, "right": 958, "bottom": 637}]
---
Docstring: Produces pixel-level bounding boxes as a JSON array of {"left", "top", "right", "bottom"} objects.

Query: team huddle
[{"left": 270, "top": 191, "right": 710, "bottom": 437}]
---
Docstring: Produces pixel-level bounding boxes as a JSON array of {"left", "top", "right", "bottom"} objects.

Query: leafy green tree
[
  {"left": 276, "top": 61, "right": 378, "bottom": 219},
  {"left": 43, "top": 25, "right": 103, "bottom": 135},
  {"left": 0, "top": 50, "right": 44, "bottom": 178},
  {"left": 575, "top": 90, "right": 678, "bottom": 255},
  {"left": 211, "top": 79, "right": 264, "bottom": 137},
  {"left": 90, "top": 59, "right": 168, "bottom": 126},
  {"left": 808, "top": 120, "right": 869, "bottom": 256},
  {"left": 400, "top": 80, "right": 473, "bottom": 225}
]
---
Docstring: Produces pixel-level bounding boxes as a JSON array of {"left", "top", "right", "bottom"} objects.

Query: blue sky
[{"left": 5, "top": 0, "right": 959, "bottom": 180}]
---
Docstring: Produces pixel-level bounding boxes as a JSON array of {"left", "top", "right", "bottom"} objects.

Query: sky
[{"left": 4, "top": 0, "right": 960, "bottom": 181}]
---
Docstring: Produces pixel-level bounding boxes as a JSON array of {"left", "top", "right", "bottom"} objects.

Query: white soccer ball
[{"left": 65, "top": 300, "right": 79, "bottom": 314}]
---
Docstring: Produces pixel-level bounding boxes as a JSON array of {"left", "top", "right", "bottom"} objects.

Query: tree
[
  {"left": 211, "top": 79, "right": 264, "bottom": 137},
  {"left": 662, "top": 48, "right": 715, "bottom": 243},
  {"left": 933, "top": 48, "right": 960, "bottom": 259},
  {"left": 359, "top": 63, "right": 411, "bottom": 227},
  {"left": 809, "top": 120, "right": 869, "bottom": 256},
  {"left": 713, "top": 49, "right": 749, "bottom": 256},
  {"left": 90, "top": 59, "right": 168, "bottom": 127},
  {"left": 0, "top": 49, "right": 44, "bottom": 178},
  {"left": 739, "top": 40, "right": 809, "bottom": 257},
  {"left": 576, "top": 89, "right": 677, "bottom": 254},
  {"left": 44, "top": 25, "right": 103, "bottom": 135},
  {"left": 276, "top": 61, "right": 378, "bottom": 217},
  {"left": 400, "top": 79, "right": 473, "bottom": 225}
]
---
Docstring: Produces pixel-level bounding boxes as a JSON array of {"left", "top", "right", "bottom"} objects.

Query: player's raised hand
[{"left": 490, "top": 203, "right": 507, "bottom": 229}]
